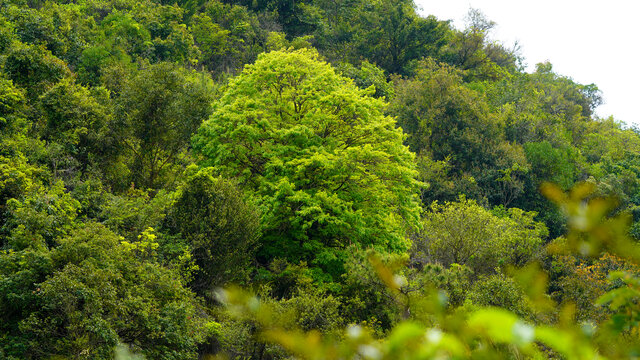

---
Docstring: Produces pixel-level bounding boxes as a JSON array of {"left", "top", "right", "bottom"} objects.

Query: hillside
[{"left": 1, "top": 0, "right": 640, "bottom": 358}]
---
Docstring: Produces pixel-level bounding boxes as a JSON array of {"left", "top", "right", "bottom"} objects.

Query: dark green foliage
[
  {"left": 100, "top": 187, "right": 174, "bottom": 240},
  {"left": 441, "top": 8, "right": 518, "bottom": 81},
  {"left": 190, "top": 1, "right": 268, "bottom": 73},
  {"left": 110, "top": 62, "right": 214, "bottom": 189},
  {"left": 228, "top": 0, "right": 323, "bottom": 38},
  {"left": 4, "top": 43, "right": 70, "bottom": 98},
  {"left": 3, "top": 180, "right": 80, "bottom": 249},
  {"left": 0, "top": 224, "right": 206, "bottom": 359},
  {"left": 339, "top": 249, "right": 406, "bottom": 331},
  {"left": 77, "top": 45, "right": 128, "bottom": 86},
  {"left": 164, "top": 166, "right": 261, "bottom": 296},
  {"left": 36, "top": 79, "right": 115, "bottom": 178},
  {"left": 391, "top": 58, "right": 502, "bottom": 169},
  {"left": 335, "top": 61, "right": 394, "bottom": 99},
  {"left": 349, "top": 0, "right": 449, "bottom": 75}
]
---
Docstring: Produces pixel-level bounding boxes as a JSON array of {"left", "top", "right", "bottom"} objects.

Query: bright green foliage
[
  {"left": 194, "top": 49, "right": 421, "bottom": 279},
  {"left": 0, "top": 77, "right": 26, "bottom": 138},
  {"left": 77, "top": 45, "right": 125, "bottom": 86},
  {"left": 0, "top": 16, "right": 16, "bottom": 54},
  {"left": 493, "top": 206, "right": 550, "bottom": 266},
  {"left": 417, "top": 197, "right": 547, "bottom": 275},
  {"left": 164, "top": 166, "right": 261, "bottom": 296},
  {"left": 0, "top": 154, "right": 39, "bottom": 220},
  {"left": 582, "top": 118, "right": 640, "bottom": 163},
  {"left": 524, "top": 141, "right": 581, "bottom": 191},
  {"left": 219, "top": 183, "right": 640, "bottom": 360},
  {"left": 2, "top": 0, "right": 640, "bottom": 357}
]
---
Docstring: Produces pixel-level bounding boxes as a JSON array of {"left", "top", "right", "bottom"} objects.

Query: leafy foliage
[
  {"left": 164, "top": 166, "right": 261, "bottom": 297},
  {"left": 1, "top": 224, "right": 208, "bottom": 359},
  {"left": 110, "top": 62, "right": 214, "bottom": 189},
  {"left": 194, "top": 48, "right": 421, "bottom": 279},
  {"left": 415, "top": 197, "right": 547, "bottom": 274},
  {"left": 0, "top": 0, "right": 639, "bottom": 358}
]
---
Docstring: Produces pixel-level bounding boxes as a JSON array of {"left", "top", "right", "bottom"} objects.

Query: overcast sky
[{"left": 415, "top": 0, "right": 638, "bottom": 126}]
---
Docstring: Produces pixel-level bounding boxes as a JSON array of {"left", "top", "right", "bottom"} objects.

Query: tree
[
  {"left": 350, "top": 0, "right": 450, "bottom": 75},
  {"left": 390, "top": 58, "right": 503, "bottom": 171},
  {"left": 110, "top": 62, "right": 214, "bottom": 189},
  {"left": 0, "top": 223, "right": 208, "bottom": 359},
  {"left": 4, "top": 43, "right": 70, "bottom": 99},
  {"left": 415, "top": 197, "right": 547, "bottom": 275},
  {"left": 0, "top": 77, "right": 26, "bottom": 139},
  {"left": 194, "top": 49, "right": 421, "bottom": 280},
  {"left": 442, "top": 8, "right": 518, "bottom": 81},
  {"left": 226, "top": 0, "right": 323, "bottom": 38},
  {"left": 36, "top": 78, "right": 115, "bottom": 178},
  {"left": 189, "top": 1, "right": 267, "bottom": 74},
  {"left": 335, "top": 61, "right": 394, "bottom": 99},
  {"left": 164, "top": 166, "right": 261, "bottom": 297}
]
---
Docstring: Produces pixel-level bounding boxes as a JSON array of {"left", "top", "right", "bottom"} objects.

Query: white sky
[{"left": 415, "top": 0, "right": 639, "bottom": 126}]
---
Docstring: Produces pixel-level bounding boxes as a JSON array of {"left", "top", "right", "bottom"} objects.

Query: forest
[{"left": 1, "top": 0, "right": 640, "bottom": 358}]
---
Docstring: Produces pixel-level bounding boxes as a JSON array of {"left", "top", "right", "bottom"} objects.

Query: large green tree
[{"left": 194, "top": 49, "right": 421, "bottom": 280}]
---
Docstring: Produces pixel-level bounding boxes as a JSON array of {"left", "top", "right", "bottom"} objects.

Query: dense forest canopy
[{"left": 1, "top": 0, "right": 640, "bottom": 358}]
